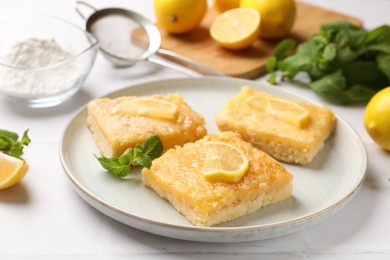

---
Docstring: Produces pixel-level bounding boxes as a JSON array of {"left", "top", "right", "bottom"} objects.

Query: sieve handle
[
  {"left": 153, "top": 49, "right": 226, "bottom": 77},
  {"left": 74, "top": 0, "right": 97, "bottom": 20}
]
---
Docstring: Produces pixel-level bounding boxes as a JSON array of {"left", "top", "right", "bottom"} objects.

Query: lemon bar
[
  {"left": 215, "top": 86, "right": 336, "bottom": 164},
  {"left": 87, "top": 93, "right": 207, "bottom": 157},
  {"left": 142, "top": 131, "right": 293, "bottom": 227}
]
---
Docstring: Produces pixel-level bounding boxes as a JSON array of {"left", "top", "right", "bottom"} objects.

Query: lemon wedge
[
  {"left": 248, "top": 96, "right": 310, "bottom": 128},
  {"left": 202, "top": 141, "right": 249, "bottom": 183},
  {"left": 210, "top": 8, "right": 260, "bottom": 50},
  {"left": 0, "top": 152, "right": 29, "bottom": 190},
  {"left": 111, "top": 97, "right": 178, "bottom": 121}
]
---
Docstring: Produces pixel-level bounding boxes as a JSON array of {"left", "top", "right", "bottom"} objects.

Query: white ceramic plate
[{"left": 59, "top": 77, "right": 367, "bottom": 242}]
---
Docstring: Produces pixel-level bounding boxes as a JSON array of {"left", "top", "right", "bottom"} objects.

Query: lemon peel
[
  {"left": 247, "top": 95, "right": 310, "bottom": 128},
  {"left": 240, "top": 0, "right": 296, "bottom": 39},
  {"left": 0, "top": 152, "right": 29, "bottom": 190},
  {"left": 111, "top": 97, "right": 178, "bottom": 121},
  {"left": 210, "top": 8, "right": 261, "bottom": 50},
  {"left": 364, "top": 86, "right": 390, "bottom": 151},
  {"left": 202, "top": 141, "right": 249, "bottom": 183}
]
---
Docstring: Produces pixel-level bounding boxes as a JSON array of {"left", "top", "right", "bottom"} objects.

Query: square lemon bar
[
  {"left": 87, "top": 93, "right": 207, "bottom": 157},
  {"left": 142, "top": 131, "right": 293, "bottom": 227},
  {"left": 215, "top": 86, "right": 336, "bottom": 164}
]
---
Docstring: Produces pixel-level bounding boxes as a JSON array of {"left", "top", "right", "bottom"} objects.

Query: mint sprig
[
  {"left": 267, "top": 20, "right": 390, "bottom": 104},
  {"left": 95, "top": 135, "right": 163, "bottom": 177},
  {"left": 0, "top": 129, "right": 31, "bottom": 159}
]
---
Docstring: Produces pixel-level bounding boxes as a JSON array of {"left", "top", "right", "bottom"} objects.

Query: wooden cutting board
[{"left": 158, "top": 1, "right": 363, "bottom": 79}]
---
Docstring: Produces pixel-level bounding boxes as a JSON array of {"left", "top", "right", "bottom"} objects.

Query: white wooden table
[{"left": 1, "top": 0, "right": 389, "bottom": 259}]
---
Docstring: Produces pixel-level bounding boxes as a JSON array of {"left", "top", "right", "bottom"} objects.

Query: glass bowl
[{"left": 0, "top": 15, "right": 98, "bottom": 108}]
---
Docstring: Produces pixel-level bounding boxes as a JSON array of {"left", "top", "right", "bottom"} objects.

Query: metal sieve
[{"left": 75, "top": 1, "right": 224, "bottom": 76}]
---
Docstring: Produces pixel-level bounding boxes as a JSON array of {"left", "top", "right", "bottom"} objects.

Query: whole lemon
[
  {"left": 154, "top": 0, "right": 207, "bottom": 34},
  {"left": 364, "top": 87, "right": 390, "bottom": 151},
  {"left": 214, "top": 0, "right": 241, "bottom": 13},
  {"left": 240, "top": 0, "right": 296, "bottom": 39}
]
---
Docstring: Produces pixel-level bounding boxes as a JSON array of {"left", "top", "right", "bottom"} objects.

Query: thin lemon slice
[
  {"left": 0, "top": 152, "right": 29, "bottom": 190},
  {"left": 248, "top": 96, "right": 310, "bottom": 128},
  {"left": 202, "top": 141, "right": 249, "bottom": 183},
  {"left": 210, "top": 8, "right": 260, "bottom": 50},
  {"left": 111, "top": 97, "right": 178, "bottom": 121}
]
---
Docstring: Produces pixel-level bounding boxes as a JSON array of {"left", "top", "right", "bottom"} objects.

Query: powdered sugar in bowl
[{"left": 0, "top": 15, "right": 98, "bottom": 107}]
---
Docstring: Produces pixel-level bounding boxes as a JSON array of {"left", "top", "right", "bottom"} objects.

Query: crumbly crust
[
  {"left": 142, "top": 131, "right": 293, "bottom": 227},
  {"left": 86, "top": 93, "right": 207, "bottom": 157},
  {"left": 215, "top": 86, "right": 337, "bottom": 164}
]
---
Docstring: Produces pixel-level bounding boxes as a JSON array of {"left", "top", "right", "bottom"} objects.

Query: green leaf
[
  {"left": 309, "top": 70, "right": 346, "bottom": 96},
  {"left": 141, "top": 135, "right": 163, "bottom": 160},
  {"left": 95, "top": 155, "right": 130, "bottom": 178},
  {"left": 118, "top": 148, "right": 133, "bottom": 166},
  {"left": 334, "top": 46, "right": 357, "bottom": 66},
  {"left": 0, "top": 129, "right": 19, "bottom": 141},
  {"left": 341, "top": 84, "right": 377, "bottom": 104},
  {"left": 335, "top": 28, "right": 366, "bottom": 48},
  {"left": 266, "top": 55, "right": 277, "bottom": 72},
  {"left": 363, "top": 25, "right": 390, "bottom": 45},
  {"left": 377, "top": 54, "right": 390, "bottom": 81},
  {"left": 342, "top": 61, "right": 388, "bottom": 87},
  {"left": 9, "top": 142, "right": 24, "bottom": 159},
  {"left": 133, "top": 154, "right": 152, "bottom": 169},
  {"left": 279, "top": 53, "right": 312, "bottom": 79},
  {"left": 20, "top": 129, "right": 31, "bottom": 146},
  {"left": 266, "top": 56, "right": 277, "bottom": 84},
  {"left": 95, "top": 135, "right": 163, "bottom": 178},
  {"left": 272, "top": 38, "right": 296, "bottom": 59},
  {"left": 0, "top": 136, "right": 15, "bottom": 150},
  {"left": 322, "top": 43, "right": 337, "bottom": 61},
  {"left": 0, "top": 129, "right": 30, "bottom": 158}
]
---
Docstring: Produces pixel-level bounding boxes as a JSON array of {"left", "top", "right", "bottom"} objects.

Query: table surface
[{"left": 1, "top": 0, "right": 389, "bottom": 259}]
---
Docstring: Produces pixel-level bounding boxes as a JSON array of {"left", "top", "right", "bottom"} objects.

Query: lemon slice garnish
[
  {"left": 248, "top": 96, "right": 310, "bottom": 128},
  {"left": 202, "top": 141, "right": 249, "bottom": 183},
  {"left": 111, "top": 97, "right": 178, "bottom": 121},
  {"left": 210, "top": 8, "right": 260, "bottom": 50},
  {"left": 0, "top": 152, "right": 29, "bottom": 190}
]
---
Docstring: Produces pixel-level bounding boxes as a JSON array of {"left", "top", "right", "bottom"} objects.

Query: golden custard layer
[
  {"left": 142, "top": 131, "right": 293, "bottom": 227},
  {"left": 215, "top": 86, "right": 337, "bottom": 164},
  {"left": 87, "top": 93, "right": 207, "bottom": 157}
]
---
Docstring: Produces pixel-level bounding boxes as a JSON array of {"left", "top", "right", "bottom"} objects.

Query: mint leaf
[
  {"left": 273, "top": 38, "right": 296, "bottom": 59},
  {"left": 95, "top": 136, "right": 163, "bottom": 178},
  {"left": 95, "top": 155, "right": 130, "bottom": 177},
  {"left": 0, "top": 129, "right": 30, "bottom": 158},
  {"left": 10, "top": 142, "right": 24, "bottom": 159},
  {"left": 20, "top": 129, "right": 31, "bottom": 146},
  {"left": 0, "top": 136, "right": 15, "bottom": 150},
  {"left": 141, "top": 135, "right": 163, "bottom": 160},
  {"left": 118, "top": 148, "right": 133, "bottom": 166},
  {"left": 133, "top": 154, "right": 152, "bottom": 169},
  {"left": 342, "top": 84, "right": 377, "bottom": 104},
  {"left": 0, "top": 129, "right": 18, "bottom": 142},
  {"left": 309, "top": 70, "right": 346, "bottom": 96},
  {"left": 266, "top": 56, "right": 277, "bottom": 84}
]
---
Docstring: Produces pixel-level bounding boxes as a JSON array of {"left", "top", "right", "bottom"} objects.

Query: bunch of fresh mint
[
  {"left": 0, "top": 129, "right": 31, "bottom": 159},
  {"left": 95, "top": 135, "right": 163, "bottom": 177},
  {"left": 267, "top": 20, "right": 390, "bottom": 104}
]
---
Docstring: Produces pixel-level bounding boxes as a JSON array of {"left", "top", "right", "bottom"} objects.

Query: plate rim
[{"left": 59, "top": 76, "right": 368, "bottom": 240}]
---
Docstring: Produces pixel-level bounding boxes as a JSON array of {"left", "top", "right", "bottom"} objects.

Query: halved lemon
[
  {"left": 111, "top": 97, "right": 178, "bottom": 121},
  {"left": 248, "top": 96, "right": 310, "bottom": 128},
  {"left": 210, "top": 8, "right": 261, "bottom": 50},
  {"left": 0, "top": 152, "right": 29, "bottom": 190},
  {"left": 202, "top": 141, "right": 249, "bottom": 183}
]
